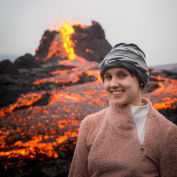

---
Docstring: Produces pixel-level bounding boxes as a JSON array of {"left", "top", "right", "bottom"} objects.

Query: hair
[{"left": 121, "top": 67, "right": 145, "bottom": 90}]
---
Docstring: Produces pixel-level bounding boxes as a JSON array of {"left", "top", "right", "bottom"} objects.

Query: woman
[{"left": 68, "top": 43, "right": 177, "bottom": 177}]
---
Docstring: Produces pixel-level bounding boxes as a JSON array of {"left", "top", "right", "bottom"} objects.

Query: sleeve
[
  {"left": 68, "top": 117, "right": 90, "bottom": 177},
  {"left": 160, "top": 124, "right": 177, "bottom": 177}
]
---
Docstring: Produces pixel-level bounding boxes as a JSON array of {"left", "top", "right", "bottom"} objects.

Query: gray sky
[{"left": 0, "top": 0, "right": 177, "bottom": 66}]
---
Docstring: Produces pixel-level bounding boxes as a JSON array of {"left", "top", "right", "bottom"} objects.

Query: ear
[{"left": 140, "top": 82, "right": 144, "bottom": 89}]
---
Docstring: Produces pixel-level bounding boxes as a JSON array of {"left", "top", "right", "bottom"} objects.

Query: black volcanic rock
[
  {"left": 149, "top": 68, "right": 177, "bottom": 80},
  {"left": 1, "top": 21, "right": 177, "bottom": 177},
  {"left": 0, "top": 62, "right": 97, "bottom": 108},
  {"left": 0, "top": 59, "right": 19, "bottom": 74},
  {"left": 143, "top": 82, "right": 160, "bottom": 94},
  {"left": 14, "top": 53, "right": 40, "bottom": 69},
  {"left": 89, "top": 21, "right": 105, "bottom": 39},
  {"left": 35, "top": 30, "right": 62, "bottom": 63},
  {"left": 151, "top": 63, "right": 177, "bottom": 73},
  {"left": 73, "top": 21, "right": 105, "bottom": 39},
  {"left": 71, "top": 21, "right": 112, "bottom": 62},
  {"left": 35, "top": 21, "right": 112, "bottom": 64}
]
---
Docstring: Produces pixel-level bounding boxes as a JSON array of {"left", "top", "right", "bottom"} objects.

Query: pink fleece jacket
[{"left": 68, "top": 98, "right": 177, "bottom": 177}]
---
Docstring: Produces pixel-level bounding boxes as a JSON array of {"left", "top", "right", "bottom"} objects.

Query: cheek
[
  {"left": 103, "top": 82, "right": 109, "bottom": 91},
  {"left": 121, "top": 78, "right": 139, "bottom": 91},
  {"left": 120, "top": 80, "right": 131, "bottom": 88},
  {"left": 125, "top": 78, "right": 140, "bottom": 90}
]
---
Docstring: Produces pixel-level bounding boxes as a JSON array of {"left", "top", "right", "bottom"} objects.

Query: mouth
[{"left": 111, "top": 90, "right": 124, "bottom": 95}]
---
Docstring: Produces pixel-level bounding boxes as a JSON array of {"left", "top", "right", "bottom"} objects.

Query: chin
[{"left": 110, "top": 99, "right": 127, "bottom": 106}]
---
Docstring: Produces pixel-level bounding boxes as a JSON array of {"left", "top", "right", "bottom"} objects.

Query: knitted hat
[{"left": 100, "top": 43, "right": 149, "bottom": 87}]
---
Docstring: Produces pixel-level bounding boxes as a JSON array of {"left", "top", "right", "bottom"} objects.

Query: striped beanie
[{"left": 100, "top": 43, "right": 149, "bottom": 87}]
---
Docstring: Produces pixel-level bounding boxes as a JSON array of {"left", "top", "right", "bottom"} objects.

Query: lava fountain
[{"left": 0, "top": 20, "right": 176, "bottom": 177}]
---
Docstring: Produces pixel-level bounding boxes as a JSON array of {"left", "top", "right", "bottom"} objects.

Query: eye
[
  {"left": 104, "top": 74, "right": 112, "bottom": 80},
  {"left": 119, "top": 73, "right": 127, "bottom": 78}
]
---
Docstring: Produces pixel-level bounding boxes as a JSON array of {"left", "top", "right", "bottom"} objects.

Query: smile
[{"left": 112, "top": 91, "right": 124, "bottom": 95}]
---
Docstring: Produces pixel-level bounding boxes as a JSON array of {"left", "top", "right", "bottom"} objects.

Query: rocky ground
[
  {"left": 0, "top": 58, "right": 176, "bottom": 177},
  {"left": 0, "top": 21, "right": 177, "bottom": 177}
]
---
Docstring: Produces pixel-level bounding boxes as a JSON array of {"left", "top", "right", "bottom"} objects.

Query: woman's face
[{"left": 103, "top": 67, "right": 142, "bottom": 106}]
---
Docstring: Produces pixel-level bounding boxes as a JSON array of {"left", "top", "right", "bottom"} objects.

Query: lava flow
[{"left": 0, "top": 20, "right": 177, "bottom": 176}]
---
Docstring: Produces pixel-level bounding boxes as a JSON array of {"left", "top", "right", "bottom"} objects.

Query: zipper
[
  {"left": 140, "top": 144, "right": 145, "bottom": 161},
  {"left": 140, "top": 145, "right": 144, "bottom": 152},
  {"left": 133, "top": 125, "right": 145, "bottom": 155}
]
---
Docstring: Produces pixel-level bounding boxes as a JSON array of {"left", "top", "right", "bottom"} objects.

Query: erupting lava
[
  {"left": 0, "top": 20, "right": 177, "bottom": 176},
  {"left": 60, "top": 21, "right": 76, "bottom": 60},
  {"left": 41, "top": 20, "right": 77, "bottom": 61}
]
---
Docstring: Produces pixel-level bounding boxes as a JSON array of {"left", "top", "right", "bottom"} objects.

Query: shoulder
[
  {"left": 149, "top": 106, "right": 177, "bottom": 131},
  {"left": 82, "top": 107, "right": 107, "bottom": 124},
  {"left": 143, "top": 98, "right": 176, "bottom": 128},
  {"left": 80, "top": 107, "right": 108, "bottom": 131},
  {"left": 150, "top": 107, "right": 175, "bottom": 124}
]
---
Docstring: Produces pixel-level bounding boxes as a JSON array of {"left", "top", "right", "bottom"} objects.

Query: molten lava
[
  {"left": 60, "top": 21, "right": 76, "bottom": 60},
  {"left": 41, "top": 20, "right": 77, "bottom": 61},
  {"left": 0, "top": 20, "right": 176, "bottom": 176}
]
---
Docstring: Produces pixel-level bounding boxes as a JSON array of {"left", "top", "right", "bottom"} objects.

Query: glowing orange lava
[
  {"left": 60, "top": 21, "right": 76, "bottom": 60},
  {"left": 0, "top": 20, "right": 176, "bottom": 175}
]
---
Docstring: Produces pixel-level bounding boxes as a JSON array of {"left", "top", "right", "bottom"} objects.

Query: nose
[{"left": 110, "top": 77, "right": 119, "bottom": 88}]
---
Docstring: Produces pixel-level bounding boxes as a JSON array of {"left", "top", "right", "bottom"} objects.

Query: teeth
[{"left": 112, "top": 91, "right": 122, "bottom": 95}]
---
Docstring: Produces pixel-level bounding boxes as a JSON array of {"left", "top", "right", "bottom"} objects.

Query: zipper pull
[{"left": 140, "top": 145, "right": 144, "bottom": 151}]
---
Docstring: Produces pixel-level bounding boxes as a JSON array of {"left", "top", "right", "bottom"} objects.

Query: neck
[
  {"left": 109, "top": 97, "right": 149, "bottom": 111},
  {"left": 130, "top": 92, "right": 143, "bottom": 106},
  {"left": 131, "top": 100, "right": 143, "bottom": 106},
  {"left": 107, "top": 97, "right": 151, "bottom": 130}
]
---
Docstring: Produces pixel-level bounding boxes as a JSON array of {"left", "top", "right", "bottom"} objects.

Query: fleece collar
[{"left": 106, "top": 98, "right": 152, "bottom": 131}]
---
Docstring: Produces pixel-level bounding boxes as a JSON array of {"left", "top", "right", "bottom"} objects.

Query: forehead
[{"left": 104, "top": 67, "right": 129, "bottom": 74}]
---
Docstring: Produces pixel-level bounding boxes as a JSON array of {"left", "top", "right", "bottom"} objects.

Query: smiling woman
[
  {"left": 68, "top": 43, "right": 177, "bottom": 177},
  {"left": 103, "top": 67, "right": 142, "bottom": 106}
]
